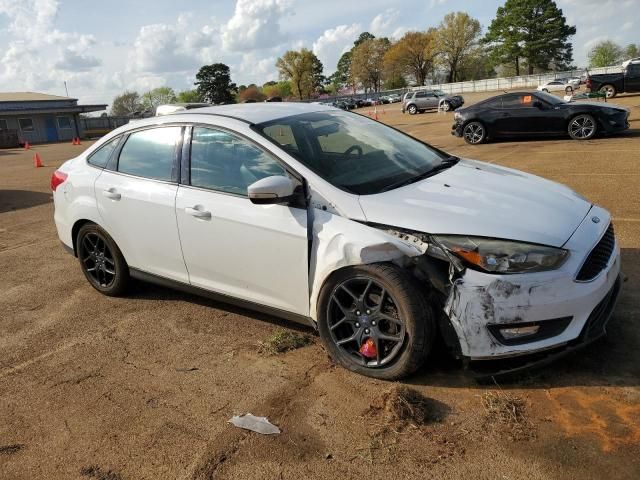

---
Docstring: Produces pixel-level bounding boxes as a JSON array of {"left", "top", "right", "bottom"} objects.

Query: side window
[
  {"left": 414, "top": 91, "right": 427, "bottom": 98},
  {"left": 57, "top": 116, "right": 72, "bottom": 129},
  {"left": 484, "top": 98, "right": 502, "bottom": 108},
  {"left": 190, "top": 127, "right": 286, "bottom": 196},
  {"left": 501, "top": 94, "right": 535, "bottom": 109},
  {"left": 627, "top": 64, "right": 640, "bottom": 77},
  {"left": 0, "top": 119, "right": 7, "bottom": 130},
  {"left": 117, "top": 127, "right": 182, "bottom": 181},
  {"left": 87, "top": 137, "right": 120, "bottom": 168},
  {"left": 19, "top": 118, "right": 34, "bottom": 131}
]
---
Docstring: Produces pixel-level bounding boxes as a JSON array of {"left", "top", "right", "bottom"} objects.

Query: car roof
[{"left": 178, "top": 102, "right": 336, "bottom": 124}]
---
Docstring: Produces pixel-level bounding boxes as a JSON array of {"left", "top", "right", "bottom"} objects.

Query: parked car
[
  {"left": 52, "top": 103, "right": 621, "bottom": 380},
  {"left": 452, "top": 91, "right": 629, "bottom": 144},
  {"left": 387, "top": 94, "right": 402, "bottom": 103},
  {"left": 265, "top": 96, "right": 282, "bottom": 102},
  {"left": 537, "top": 80, "right": 575, "bottom": 94},
  {"left": 586, "top": 60, "right": 640, "bottom": 98},
  {"left": 402, "top": 90, "right": 464, "bottom": 114},
  {"left": 332, "top": 100, "right": 349, "bottom": 110},
  {"left": 378, "top": 96, "right": 391, "bottom": 104}
]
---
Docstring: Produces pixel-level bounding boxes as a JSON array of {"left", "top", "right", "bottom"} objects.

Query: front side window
[
  {"left": 501, "top": 95, "right": 536, "bottom": 109},
  {"left": 257, "top": 110, "right": 447, "bottom": 195},
  {"left": 117, "top": 127, "right": 182, "bottom": 181},
  {"left": 88, "top": 136, "right": 120, "bottom": 168},
  {"left": 190, "top": 127, "right": 286, "bottom": 196},
  {"left": 19, "top": 118, "right": 34, "bottom": 131},
  {"left": 57, "top": 116, "right": 72, "bottom": 129}
]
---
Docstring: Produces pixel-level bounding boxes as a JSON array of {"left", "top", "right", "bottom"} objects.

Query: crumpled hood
[{"left": 358, "top": 159, "right": 592, "bottom": 247}]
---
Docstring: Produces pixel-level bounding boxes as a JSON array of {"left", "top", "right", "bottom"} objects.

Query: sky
[{"left": 0, "top": 0, "right": 638, "bottom": 107}]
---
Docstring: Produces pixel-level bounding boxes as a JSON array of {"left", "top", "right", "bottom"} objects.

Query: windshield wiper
[{"left": 381, "top": 156, "right": 460, "bottom": 192}]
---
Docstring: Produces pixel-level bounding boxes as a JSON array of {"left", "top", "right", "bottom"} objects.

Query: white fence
[{"left": 409, "top": 65, "right": 623, "bottom": 95}]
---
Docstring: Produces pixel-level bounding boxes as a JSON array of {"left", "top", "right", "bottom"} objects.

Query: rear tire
[
  {"left": 462, "top": 121, "right": 486, "bottom": 145},
  {"left": 407, "top": 104, "right": 417, "bottom": 115},
  {"left": 600, "top": 84, "right": 617, "bottom": 98},
  {"left": 568, "top": 114, "right": 597, "bottom": 140},
  {"left": 76, "top": 223, "right": 129, "bottom": 296},
  {"left": 317, "top": 263, "right": 434, "bottom": 380}
]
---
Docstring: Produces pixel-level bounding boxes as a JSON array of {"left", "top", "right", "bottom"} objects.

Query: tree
[
  {"left": 437, "top": 12, "right": 482, "bottom": 82},
  {"left": 484, "top": 0, "right": 576, "bottom": 75},
  {"left": 111, "top": 91, "right": 141, "bottom": 116},
  {"left": 624, "top": 43, "right": 640, "bottom": 60},
  {"left": 239, "top": 85, "right": 266, "bottom": 102},
  {"left": 588, "top": 41, "right": 624, "bottom": 68},
  {"left": 195, "top": 63, "right": 237, "bottom": 104},
  {"left": 332, "top": 51, "right": 354, "bottom": 91},
  {"left": 354, "top": 32, "right": 376, "bottom": 48},
  {"left": 384, "top": 30, "right": 438, "bottom": 86},
  {"left": 351, "top": 38, "right": 389, "bottom": 92},
  {"left": 176, "top": 89, "right": 203, "bottom": 103},
  {"left": 141, "top": 87, "right": 177, "bottom": 111},
  {"left": 276, "top": 48, "right": 322, "bottom": 100}
]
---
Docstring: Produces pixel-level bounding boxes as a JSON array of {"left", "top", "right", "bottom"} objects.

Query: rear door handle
[
  {"left": 102, "top": 188, "right": 121, "bottom": 200},
  {"left": 185, "top": 206, "right": 212, "bottom": 219}
]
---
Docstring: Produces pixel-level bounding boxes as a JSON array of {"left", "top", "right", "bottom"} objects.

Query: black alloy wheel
[{"left": 77, "top": 223, "right": 129, "bottom": 296}]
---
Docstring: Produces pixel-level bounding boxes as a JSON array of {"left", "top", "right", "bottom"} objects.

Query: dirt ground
[{"left": 1, "top": 92, "right": 639, "bottom": 480}]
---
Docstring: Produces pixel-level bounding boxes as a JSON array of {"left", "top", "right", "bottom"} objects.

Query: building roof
[
  {"left": 0, "top": 92, "right": 77, "bottom": 102},
  {"left": 185, "top": 102, "right": 334, "bottom": 124}
]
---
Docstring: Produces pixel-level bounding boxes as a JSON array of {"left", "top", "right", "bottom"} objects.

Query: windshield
[
  {"left": 535, "top": 91, "right": 565, "bottom": 105},
  {"left": 256, "top": 110, "right": 448, "bottom": 195}
]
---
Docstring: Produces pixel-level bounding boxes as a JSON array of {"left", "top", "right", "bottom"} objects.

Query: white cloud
[
  {"left": 369, "top": 9, "right": 400, "bottom": 37},
  {"left": 312, "top": 23, "right": 361, "bottom": 74},
  {"left": 221, "top": 0, "right": 291, "bottom": 51}
]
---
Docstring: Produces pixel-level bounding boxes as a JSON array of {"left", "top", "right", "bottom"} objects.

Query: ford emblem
[{"left": 592, "top": 216, "right": 600, "bottom": 224}]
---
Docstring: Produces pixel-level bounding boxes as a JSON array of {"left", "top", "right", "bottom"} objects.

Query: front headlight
[{"left": 432, "top": 235, "right": 569, "bottom": 274}]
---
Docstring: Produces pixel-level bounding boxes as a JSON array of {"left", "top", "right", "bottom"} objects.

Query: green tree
[
  {"left": 141, "top": 87, "right": 177, "bottom": 111},
  {"left": 333, "top": 51, "right": 353, "bottom": 91},
  {"left": 624, "top": 43, "right": 640, "bottom": 60},
  {"left": 354, "top": 32, "right": 376, "bottom": 48},
  {"left": 437, "top": 12, "right": 482, "bottom": 82},
  {"left": 484, "top": 0, "right": 576, "bottom": 75},
  {"left": 176, "top": 89, "right": 203, "bottom": 103},
  {"left": 588, "top": 40, "right": 624, "bottom": 67},
  {"left": 111, "top": 91, "right": 141, "bottom": 116},
  {"left": 384, "top": 30, "right": 438, "bottom": 86},
  {"left": 276, "top": 49, "right": 322, "bottom": 100},
  {"left": 351, "top": 38, "right": 390, "bottom": 92},
  {"left": 195, "top": 63, "right": 237, "bottom": 104}
]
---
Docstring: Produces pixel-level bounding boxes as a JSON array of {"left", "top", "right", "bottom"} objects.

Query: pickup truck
[{"left": 586, "top": 60, "right": 640, "bottom": 98}]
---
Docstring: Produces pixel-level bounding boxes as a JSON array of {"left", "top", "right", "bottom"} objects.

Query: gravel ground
[{"left": 1, "top": 92, "right": 639, "bottom": 479}]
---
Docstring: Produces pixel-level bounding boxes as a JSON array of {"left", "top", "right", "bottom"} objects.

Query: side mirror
[{"left": 247, "top": 175, "right": 296, "bottom": 205}]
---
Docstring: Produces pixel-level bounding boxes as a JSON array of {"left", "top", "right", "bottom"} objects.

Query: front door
[
  {"left": 94, "top": 126, "right": 189, "bottom": 282},
  {"left": 175, "top": 126, "right": 309, "bottom": 315},
  {"left": 45, "top": 116, "right": 58, "bottom": 142},
  {"left": 496, "top": 94, "right": 556, "bottom": 135}
]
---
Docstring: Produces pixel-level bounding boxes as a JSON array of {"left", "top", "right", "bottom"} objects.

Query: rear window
[
  {"left": 117, "top": 127, "right": 182, "bottom": 181},
  {"left": 87, "top": 136, "right": 120, "bottom": 168}
]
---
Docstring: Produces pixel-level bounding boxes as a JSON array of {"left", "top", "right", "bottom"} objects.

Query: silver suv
[{"left": 402, "top": 90, "right": 464, "bottom": 114}]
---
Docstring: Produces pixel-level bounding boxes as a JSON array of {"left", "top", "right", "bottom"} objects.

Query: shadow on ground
[{"left": 0, "top": 190, "right": 52, "bottom": 213}]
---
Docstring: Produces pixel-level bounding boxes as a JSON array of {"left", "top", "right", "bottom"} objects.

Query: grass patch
[
  {"left": 80, "top": 465, "right": 123, "bottom": 480},
  {"left": 482, "top": 390, "right": 534, "bottom": 440},
  {"left": 0, "top": 443, "right": 24, "bottom": 455},
  {"left": 370, "top": 385, "right": 446, "bottom": 427},
  {"left": 258, "top": 330, "right": 312, "bottom": 355}
]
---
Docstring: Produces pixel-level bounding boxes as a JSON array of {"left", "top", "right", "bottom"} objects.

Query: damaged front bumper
[{"left": 444, "top": 206, "right": 621, "bottom": 360}]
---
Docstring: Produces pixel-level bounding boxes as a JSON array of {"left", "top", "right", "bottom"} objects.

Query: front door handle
[
  {"left": 102, "top": 188, "right": 121, "bottom": 200},
  {"left": 185, "top": 206, "right": 212, "bottom": 219}
]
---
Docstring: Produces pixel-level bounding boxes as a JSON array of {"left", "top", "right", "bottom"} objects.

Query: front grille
[
  {"left": 576, "top": 223, "right": 615, "bottom": 281},
  {"left": 581, "top": 275, "right": 621, "bottom": 341}
]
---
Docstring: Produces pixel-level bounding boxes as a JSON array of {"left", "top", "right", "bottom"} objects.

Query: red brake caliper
[{"left": 359, "top": 338, "right": 377, "bottom": 359}]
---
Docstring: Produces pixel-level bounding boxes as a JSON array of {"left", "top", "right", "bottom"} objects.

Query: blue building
[{"left": 0, "top": 92, "right": 107, "bottom": 145}]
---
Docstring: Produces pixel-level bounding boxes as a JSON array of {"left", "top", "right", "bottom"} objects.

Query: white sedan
[
  {"left": 52, "top": 103, "right": 621, "bottom": 379},
  {"left": 537, "top": 80, "right": 576, "bottom": 94}
]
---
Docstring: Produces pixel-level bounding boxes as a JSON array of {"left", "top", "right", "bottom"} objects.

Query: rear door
[
  {"left": 624, "top": 64, "right": 640, "bottom": 92},
  {"left": 175, "top": 126, "right": 309, "bottom": 315},
  {"left": 94, "top": 126, "right": 189, "bottom": 282}
]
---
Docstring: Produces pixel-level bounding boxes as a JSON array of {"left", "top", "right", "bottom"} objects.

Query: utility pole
[{"left": 64, "top": 81, "right": 69, "bottom": 97}]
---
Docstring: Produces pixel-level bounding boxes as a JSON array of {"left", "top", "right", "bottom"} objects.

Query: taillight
[{"left": 51, "top": 170, "right": 68, "bottom": 191}]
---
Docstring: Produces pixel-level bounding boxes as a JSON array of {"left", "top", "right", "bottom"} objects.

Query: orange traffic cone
[
  {"left": 374, "top": 107, "right": 379, "bottom": 120},
  {"left": 71, "top": 137, "right": 76, "bottom": 145},
  {"left": 24, "top": 141, "right": 30, "bottom": 150},
  {"left": 34, "top": 153, "right": 43, "bottom": 168},
  {"left": 76, "top": 137, "right": 82, "bottom": 145}
]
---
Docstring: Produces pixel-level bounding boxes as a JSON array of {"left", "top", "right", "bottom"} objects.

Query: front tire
[
  {"left": 568, "top": 114, "right": 597, "bottom": 140},
  {"left": 599, "top": 84, "right": 617, "bottom": 98},
  {"left": 462, "top": 121, "right": 486, "bottom": 145},
  {"left": 407, "top": 104, "right": 418, "bottom": 115},
  {"left": 317, "top": 263, "right": 434, "bottom": 380},
  {"left": 77, "top": 223, "right": 129, "bottom": 296}
]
